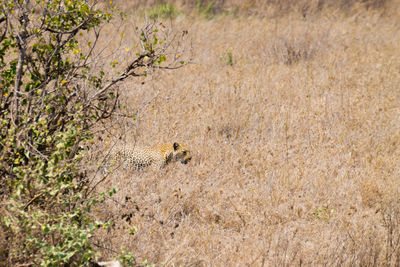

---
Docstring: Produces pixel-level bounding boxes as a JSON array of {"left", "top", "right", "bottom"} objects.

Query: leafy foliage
[
  {"left": 148, "top": 3, "right": 181, "bottom": 20},
  {"left": 0, "top": 0, "right": 189, "bottom": 265},
  {"left": 196, "top": 0, "right": 217, "bottom": 19},
  {"left": 221, "top": 49, "right": 234, "bottom": 66}
]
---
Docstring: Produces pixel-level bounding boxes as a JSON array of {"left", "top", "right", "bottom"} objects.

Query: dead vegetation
[{"left": 82, "top": 0, "right": 400, "bottom": 265}]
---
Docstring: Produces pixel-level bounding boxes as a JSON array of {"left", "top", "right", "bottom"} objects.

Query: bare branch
[
  {"left": 12, "top": 7, "right": 29, "bottom": 125},
  {"left": 0, "top": 15, "right": 7, "bottom": 43}
]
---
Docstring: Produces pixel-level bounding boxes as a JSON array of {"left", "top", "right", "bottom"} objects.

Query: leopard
[{"left": 106, "top": 142, "right": 191, "bottom": 172}]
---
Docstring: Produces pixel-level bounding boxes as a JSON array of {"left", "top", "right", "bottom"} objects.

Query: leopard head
[{"left": 172, "top": 142, "right": 192, "bottom": 164}]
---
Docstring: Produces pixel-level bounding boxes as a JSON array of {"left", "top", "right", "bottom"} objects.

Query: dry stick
[
  {"left": 85, "top": 20, "right": 191, "bottom": 198},
  {"left": 87, "top": 53, "right": 149, "bottom": 104},
  {"left": 162, "top": 178, "right": 188, "bottom": 224},
  {"left": 0, "top": 16, "right": 7, "bottom": 43},
  {"left": 34, "top": 16, "right": 95, "bottom": 124},
  {"left": 131, "top": 20, "right": 192, "bottom": 70},
  {"left": 23, "top": 192, "right": 45, "bottom": 210},
  {"left": 86, "top": 93, "right": 160, "bottom": 197},
  {"left": 83, "top": 19, "right": 125, "bottom": 67},
  {"left": 162, "top": 221, "right": 199, "bottom": 266},
  {"left": 248, "top": 251, "right": 264, "bottom": 266},
  {"left": 228, "top": 196, "right": 247, "bottom": 226},
  {"left": 132, "top": 91, "right": 160, "bottom": 143},
  {"left": 63, "top": 28, "right": 101, "bottom": 85},
  {"left": 92, "top": 242, "right": 120, "bottom": 255},
  {"left": 13, "top": 11, "right": 28, "bottom": 126}
]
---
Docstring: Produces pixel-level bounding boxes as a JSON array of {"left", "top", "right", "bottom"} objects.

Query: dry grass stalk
[{"left": 79, "top": 1, "right": 400, "bottom": 265}]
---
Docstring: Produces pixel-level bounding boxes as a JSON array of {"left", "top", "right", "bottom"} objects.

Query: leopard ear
[{"left": 173, "top": 142, "right": 180, "bottom": 150}]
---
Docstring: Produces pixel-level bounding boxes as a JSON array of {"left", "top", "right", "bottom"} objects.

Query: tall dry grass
[
  {"left": 88, "top": 1, "right": 400, "bottom": 265},
  {"left": 112, "top": 0, "right": 399, "bottom": 17}
]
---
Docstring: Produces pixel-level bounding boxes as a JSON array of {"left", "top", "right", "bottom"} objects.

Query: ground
[{"left": 90, "top": 1, "right": 400, "bottom": 265}]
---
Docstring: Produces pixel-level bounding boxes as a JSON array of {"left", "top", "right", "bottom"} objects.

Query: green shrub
[
  {"left": 0, "top": 0, "right": 188, "bottom": 265},
  {"left": 221, "top": 49, "right": 234, "bottom": 66},
  {"left": 196, "top": 0, "right": 217, "bottom": 19},
  {"left": 148, "top": 3, "right": 181, "bottom": 20}
]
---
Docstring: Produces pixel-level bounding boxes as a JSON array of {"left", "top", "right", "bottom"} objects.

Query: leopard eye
[{"left": 182, "top": 151, "right": 187, "bottom": 156}]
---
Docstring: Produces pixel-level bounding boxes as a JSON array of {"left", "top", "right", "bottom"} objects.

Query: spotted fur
[{"left": 108, "top": 142, "right": 191, "bottom": 171}]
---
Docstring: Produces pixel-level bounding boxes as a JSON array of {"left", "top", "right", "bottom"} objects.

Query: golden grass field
[{"left": 90, "top": 1, "right": 400, "bottom": 265}]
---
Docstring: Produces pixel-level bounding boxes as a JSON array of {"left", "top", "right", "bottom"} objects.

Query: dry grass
[
  {"left": 112, "top": 0, "right": 399, "bottom": 18},
  {"left": 89, "top": 1, "right": 400, "bottom": 265}
]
